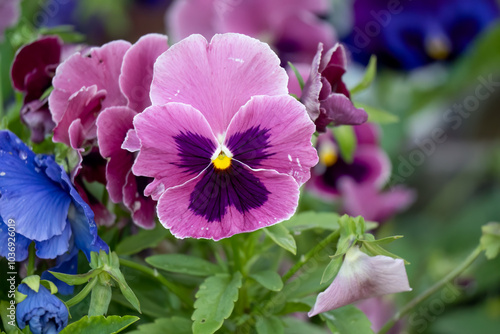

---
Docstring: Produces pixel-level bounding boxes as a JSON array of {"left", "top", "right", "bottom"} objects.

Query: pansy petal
[
  {"left": 123, "top": 171, "right": 156, "bottom": 229},
  {"left": 300, "top": 43, "right": 323, "bottom": 121},
  {"left": 150, "top": 33, "right": 288, "bottom": 135},
  {"left": 35, "top": 223, "right": 72, "bottom": 259},
  {"left": 97, "top": 106, "right": 137, "bottom": 203},
  {"left": 0, "top": 133, "right": 69, "bottom": 241},
  {"left": 122, "top": 129, "right": 141, "bottom": 152},
  {"left": 133, "top": 103, "right": 218, "bottom": 200},
  {"left": 120, "top": 33, "right": 169, "bottom": 113},
  {"left": 156, "top": 161, "right": 299, "bottom": 240},
  {"left": 0, "top": 218, "right": 31, "bottom": 262},
  {"left": 339, "top": 178, "right": 416, "bottom": 223},
  {"left": 53, "top": 85, "right": 107, "bottom": 146},
  {"left": 308, "top": 246, "right": 411, "bottom": 316},
  {"left": 225, "top": 95, "right": 318, "bottom": 186},
  {"left": 49, "top": 40, "right": 130, "bottom": 123},
  {"left": 166, "top": 0, "right": 217, "bottom": 42},
  {"left": 317, "top": 93, "right": 368, "bottom": 131}
]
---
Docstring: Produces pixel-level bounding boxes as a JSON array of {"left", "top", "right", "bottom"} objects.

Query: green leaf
[
  {"left": 320, "top": 256, "right": 343, "bottom": 284},
  {"left": 0, "top": 300, "right": 22, "bottom": 334},
  {"left": 480, "top": 222, "right": 500, "bottom": 259},
  {"left": 21, "top": 275, "right": 40, "bottom": 292},
  {"left": 288, "top": 61, "right": 305, "bottom": 90},
  {"left": 60, "top": 315, "right": 140, "bottom": 334},
  {"left": 250, "top": 270, "right": 283, "bottom": 291},
  {"left": 40, "top": 280, "right": 58, "bottom": 294},
  {"left": 360, "top": 241, "right": 409, "bottom": 264},
  {"left": 331, "top": 126, "right": 357, "bottom": 164},
  {"left": 350, "top": 55, "right": 377, "bottom": 95},
  {"left": 38, "top": 25, "right": 86, "bottom": 43},
  {"left": 106, "top": 254, "right": 141, "bottom": 313},
  {"left": 192, "top": 272, "right": 242, "bottom": 334},
  {"left": 277, "top": 301, "right": 311, "bottom": 315},
  {"left": 264, "top": 224, "right": 297, "bottom": 255},
  {"left": 116, "top": 224, "right": 169, "bottom": 255},
  {"left": 127, "top": 317, "right": 192, "bottom": 334},
  {"left": 282, "top": 317, "right": 326, "bottom": 334},
  {"left": 320, "top": 305, "right": 374, "bottom": 334},
  {"left": 49, "top": 269, "right": 102, "bottom": 286},
  {"left": 354, "top": 102, "right": 399, "bottom": 124},
  {"left": 256, "top": 316, "right": 284, "bottom": 334},
  {"left": 283, "top": 212, "right": 340, "bottom": 232},
  {"left": 146, "top": 254, "right": 223, "bottom": 277}
]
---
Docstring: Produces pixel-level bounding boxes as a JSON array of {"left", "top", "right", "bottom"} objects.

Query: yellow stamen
[
  {"left": 425, "top": 36, "right": 450, "bottom": 60},
  {"left": 319, "top": 144, "right": 338, "bottom": 167},
  {"left": 213, "top": 152, "right": 231, "bottom": 170}
]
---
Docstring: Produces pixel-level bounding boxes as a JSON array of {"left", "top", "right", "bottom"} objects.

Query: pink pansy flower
[
  {"left": 131, "top": 33, "right": 318, "bottom": 240},
  {"left": 167, "top": 0, "right": 336, "bottom": 65},
  {"left": 308, "top": 246, "right": 411, "bottom": 317},
  {"left": 289, "top": 43, "right": 367, "bottom": 132},
  {"left": 49, "top": 34, "right": 167, "bottom": 228},
  {"left": 357, "top": 297, "right": 402, "bottom": 334},
  {"left": 97, "top": 34, "right": 168, "bottom": 228},
  {"left": 308, "top": 123, "right": 415, "bottom": 223}
]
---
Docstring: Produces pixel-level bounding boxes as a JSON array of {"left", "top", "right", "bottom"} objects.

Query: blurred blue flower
[
  {"left": 344, "top": 0, "right": 499, "bottom": 70},
  {"left": 0, "top": 130, "right": 108, "bottom": 262},
  {"left": 16, "top": 283, "right": 68, "bottom": 334}
]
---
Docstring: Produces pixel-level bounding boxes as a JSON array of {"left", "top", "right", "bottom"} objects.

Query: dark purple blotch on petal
[
  {"left": 189, "top": 161, "right": 270, "bottom": 222},
  {"left": 174, "top": 131, "right": 215, "bottom": 175},
  {"left": 226, "top": 126, "right": 274, "bottom": 168},
  {"left": 322, "top": 157, "right": 371, "bottom": 191}
]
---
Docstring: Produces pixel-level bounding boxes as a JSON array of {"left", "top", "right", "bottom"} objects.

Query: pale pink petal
[
  {"left": 354, "top": 123, "right": 380, "bottom": 146},
  {"left": 49, "top": 40, "right": 130, "bottom": 123},
  {"left": 150, "top": 33, "right": 288, "bottom": 135},
  {"left": 119, "top": 33, "right": 169, "bottom": 113},
  {"left": 224, "top": 95, "right": 318, "bottom": 186},
  {"left": 133, "top": 103, "right": 218, "bottom": 200},
  {"left": 122, "top": 129, "right": 141, "bottom": 152},
  {"left": 156, "top": 165, "right": 299, "bottom": 240},
  {"left": 53, "top": 85, "right": 106, "bottom": 146},
  {"left": 308, "top": 247, "right": 411, "bottom": 317},
  {"left": 96, "top": 106, "right": 137, "bottom": 203},
  {"left": 339, "top": 178, "right": 416, "bottom": 223}
]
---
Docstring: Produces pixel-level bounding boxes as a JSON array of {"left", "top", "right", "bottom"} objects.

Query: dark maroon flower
[
  {"left": 290, "top": 43, "right": 368, "bottom": 132},
  {"left": 11, "top": 36, "right": 62, "bottom": 143}
]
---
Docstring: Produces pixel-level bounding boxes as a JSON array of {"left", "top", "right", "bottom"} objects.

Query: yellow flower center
[
  {"left": 213, "top": 152, "right": 231, "bottom": 170},
  {"left": 319, "top": 144, "right": 338, "bottom": 167},
  {"left": 425, "top": 36, "right": 450, "bottom": 60}
]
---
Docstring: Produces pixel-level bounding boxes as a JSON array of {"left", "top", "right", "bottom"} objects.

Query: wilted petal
[{"left": 308, "top": 246, "right": 411, "bottom": 317}]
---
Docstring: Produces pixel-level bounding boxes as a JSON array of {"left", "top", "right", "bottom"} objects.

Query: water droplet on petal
[
  {"left": 19, "top": 151, "right": 27, "bottom": 160},
  {"left": 0, "top": 172, "right": 5, "bottom": 176}
]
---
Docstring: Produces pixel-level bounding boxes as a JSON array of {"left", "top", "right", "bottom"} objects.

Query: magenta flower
[
  {"left": 289, "top": 43, "right": 367, "bottom": 131},
  {"left": 131, "top": 33, "right": 318, "bottom": 240},
  {"left": 49, "top": 34, "right": 167, "bottom": 228},
  {"left": 167, "top": 0, "right": 336, "bottom": 65},
  {"left": 308, "top": 246, "right": 411, "bottom": 317},
  {"left": 0, "top": 0, "right": 20, "bottom": 41},
  {"left": 308, "top": 123, "right": 414, "bottom": 222}
]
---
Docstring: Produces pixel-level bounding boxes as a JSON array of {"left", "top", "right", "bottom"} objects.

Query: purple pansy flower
[
  {"left": 0, "top": 130, "right": 108, "bottom": 261},
  {"left": 343, "top": 0, "right": 499, "bottom": 70},
  {"left": 16, "top": 283, "right": 69, "bottom": 334},
  {"left": 130, "top": 33, "right": 318, "bottom": 240},
  {"left": 0, "top": 0, "right": 20, "bottom": 41},
  {"left": 308, "top": 123, "right": 414, "bottom": 223},
  {"left": 308, "top": 246, "right": 411, "bottom": 317},
  {"left": 167, "top": 0, "right": 336, "bottom": 65},
  {"left": 289, "top": 43, "right": 367, "bottom": 132}
]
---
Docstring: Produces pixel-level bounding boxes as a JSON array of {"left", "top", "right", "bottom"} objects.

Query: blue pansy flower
[
  {"left": 16, "top": 283, "right": 69, "bottom": 334},
  {"left": 0, "top": 130, "right": 108, "bottom": 261},
  {"left": 344, "top": 0, "right": 499, "bottom": 70}
]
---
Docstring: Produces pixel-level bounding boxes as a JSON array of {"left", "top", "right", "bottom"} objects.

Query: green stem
[
  {"left": 378, "top": 245, "right": 483, "bottom": 334},
  {"left": 27, "top": 243, "right": 36, "bottom": 276},
  {"left": 281, "top": 229, "right": 340, "bottom": 283},
  {"left": 119, "top": 258, "right": 194, "bottom": 308},
  {"left": 231, "top": 237, "right": 242, "bottom": 274},
  {"left": 65, "top": 277, "right": 98, "bottom": 307}
]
